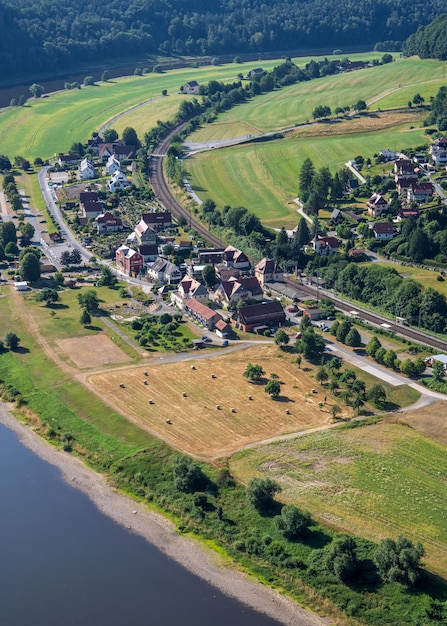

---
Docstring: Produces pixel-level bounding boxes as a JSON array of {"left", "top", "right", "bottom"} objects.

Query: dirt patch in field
[
  {"left": 388, "top": 400, "right": 447, "bottom": 446},
  {"left": 88, "top": 345, "right": 340, "bottom": 459},
  {"left": 287, "top": 110, "right": 425, "bottom": 139},
  {"left": 57, "top": 335, "right": 130, "bottom": 368}
]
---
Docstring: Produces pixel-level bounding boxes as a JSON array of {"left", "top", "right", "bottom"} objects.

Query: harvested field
[
  {"left": 88, "top": 345, "right": 339, "bottom": 458},
  {"left": 57, "top": 335, "right": 131, "bottom": 368},
  {"left": 392, "top": 401, "right": 447, "bottom": 447}
]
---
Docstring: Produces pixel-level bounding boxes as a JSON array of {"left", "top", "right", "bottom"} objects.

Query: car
[
  {"left": 287, "top": 306, "right": 298, "bottom": 313},
  {"left": 327, "top": 315, "right": 335, "bottom": 320},
  {"left": 222, "top": 340, "right": 229, "bottom": 347},
  {"left": 201, "top": 336, "right": 212, "bottom": 342}
]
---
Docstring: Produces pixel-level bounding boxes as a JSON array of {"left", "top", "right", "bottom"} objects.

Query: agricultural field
[
  {"left": 185, "top": 112, "right": 428, "bottom": 228},
  {"left": 230, "top": 410, "right": 447, "bottom": 578}
]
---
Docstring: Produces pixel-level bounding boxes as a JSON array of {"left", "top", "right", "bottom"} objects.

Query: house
[
  {"left": 79, "top": 191, "right": 98, "bottom": 204},
  {"left": 379, "top": 149, "right": 397, "bottom": 161},
  {"left": 413, "top": 153, "right": 426, "bottom": 164},
  {"left": 197, "top": 248, "right": 226, "bottom": 264},
  {"left": 115, "top": 245, "right": 144, "bottom": 275},
  {"left": 367, "top": 193, "right": 388, "bottom": 217},
  {"left": 372, "top": 222, "right": 395, "bottom": 240},
  {"left": 346, "top": 60, "right": 366, "bottom": 71},
  {"left": 346, "top": 178, "right": 359, "bottom": 193},
  {"left": 248, "top": 68, "right": 264, "bottom": 78},
  {"left": 137, "top": 244, "right": 159, "bottom": 263},
  {"left": 141, "top": 211, "right": 172, "bottom": 231},
  {"left": 133, "top": 218, "right": 157, "bottom": 245},
  {"left": 254, "top": 258, "right": 284, "bottom": 287},
  {"left": 178, "top": 240, "right": 193, "bottom": 252},
  {"left": 222, "top": 245, "right": 251, "bottom": 270},
  {"left": 108, "top": 171, "right": 131, "bottom": 192},
  {"left": 171, "top": 276, "right": 209, "bottom": 308},
  {"left": 311, "top": 235, "right": 340, "bottom": 255},
  {"left": 79, "top": 158, "right": 95, "bottom": 180},
  {"left": 396, "top": 177, "right": 416, "bottom": 194},
  {"left": 394, "top": 159, "right": 417, "bottom": 180},
  {"left": 330, "top": 208, "right": 342, "bottom": 223},
  {"left": 14, "top": 281, "right": 29, "bottom": 291},
  {"left": 407, "top": 182, "right": 434, "bottom": 204},
  {"left": 99, "top": 143, "right": 135, "bottom": 162},
  {"left": 215, "top": 319, "right": 232, "bottom": 338},
  {"left": 348, "top": 249, "right": 367, "bottom": 260},
  {"left": 182, "top": 80, "right": 200, "bottom": 95},
  {"left": 430, "top": 145, "right": 447, "bottom": 165},
  {"left": 95, "top": 211, "right": 123, "bottom": 234},
  {"left": 105, "top": 155, "right": 121, "bottom": 175},
  {"left": 214, "top": 276, "right": 263, "bottom": 308},
  {"left": 397, "top": 208, "right": 419, "bottom": 221},
  {"left": 146, "top": 257, "right": 181, "bottom": 284},
  {"left": 82, "top": 200, "right": 104, "bottom": 219},
  {"left": 58, "top": 153, "right": 78, "bottom": 167},
  {"left": 183, "top": 298, "right": 222, "bottom": 330},
  {"left": 231, "top": 301, "right": 286, "bottom": 333},
  {"left": 298, "top": 304, "right": 325, "bottom": 320}
]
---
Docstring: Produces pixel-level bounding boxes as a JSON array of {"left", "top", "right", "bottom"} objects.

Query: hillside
[
  {"left": 0, "top": 0, "right": 446, "bottom": 80},
  {"left": 404, "top": 14, "right": 447, "bottom": 60}
]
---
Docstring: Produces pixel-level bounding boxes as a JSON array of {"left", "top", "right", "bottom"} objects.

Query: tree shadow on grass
[
  {"left": 272, "top": 395, "right": 295, "bottom": 403},
  {"left": 15, "top": 346, "right": 30, "bottom": 354},
  {"left": 48, "top": 302, "right": 69, "bottom": 310},
  {"left": 303, "top": 527, "right": 332, "bottom": 550}
]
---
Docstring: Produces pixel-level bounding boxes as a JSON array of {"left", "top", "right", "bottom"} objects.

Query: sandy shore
[{"left": 0, "top": 403, "right": 330, "bottom": 626}]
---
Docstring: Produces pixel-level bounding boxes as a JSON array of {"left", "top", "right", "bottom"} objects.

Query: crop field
[
  {"left": 188, "top": 121, "right": 262, "bottom": 143},
  {"left": 112, "top": 94, "right": 187, "bottom": 139},
  {"left": 186, "top": 112, "right": 428, "bottom": 227},
  {"left": 189, "top": 57, "right": 447, "bottom": 140},
  {"left": 230, "top": 409, "right": 447, "bottom": 578},
  {"left": 88, "top": 344, "right": 351, "bottom": 459}
]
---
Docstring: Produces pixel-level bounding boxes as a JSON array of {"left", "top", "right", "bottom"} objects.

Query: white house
[
  {"left": 79, "top": 158, "right": 95, "bottom": 180},
  {"left": 182, "top": 80, "right": 200, "bottom": 94},
  {"left": 108, "top": 171, "right": 131, "bottom": 192},
  {"left": 105, "top": 155, "right": 121, "bottom": 175}
]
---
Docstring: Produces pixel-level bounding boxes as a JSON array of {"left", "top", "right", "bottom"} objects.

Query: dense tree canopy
[
  {"left": 0, "top": 0, "right": 445, "bottom": 79},
  {"left": 404, "top": 14, "right": 447, "bottom": 60}
]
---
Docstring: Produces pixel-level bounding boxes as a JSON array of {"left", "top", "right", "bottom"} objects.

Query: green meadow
[
  {"left": 185, "top": 118, "right": 429, "bottom": 228},
  {"left": 230, "top": 419, "right": 447, "bottom": 578}
]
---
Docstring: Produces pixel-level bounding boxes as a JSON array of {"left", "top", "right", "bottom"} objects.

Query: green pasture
[
  {"left": 189, "top": 57, "right": 446, "bottom": 139},
  {"left": 112, "top": 94, "right": 188, "bottom": 139},
  {"left": 230, "top": 421, "right": 447, "bottom": 578},
  {"left": 186, "top": 120, "right": 428, "bottom": 228}
]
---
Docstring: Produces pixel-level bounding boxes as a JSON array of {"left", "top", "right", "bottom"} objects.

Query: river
[{"left": 0, "top": 422, "right": 286, "bottom": 626}]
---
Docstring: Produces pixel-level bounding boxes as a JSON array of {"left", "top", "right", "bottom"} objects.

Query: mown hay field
[
  {"left": 186, "top": 113, "right": 428, "bottom": 228},
  {"left": 88, "top": 345, "right": 343, "bottom": 459},
  {"left": 230, "top": 409, "right": 447, "bottom": 578}
]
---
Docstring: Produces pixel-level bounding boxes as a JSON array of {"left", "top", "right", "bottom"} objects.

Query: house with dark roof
[
  {"left": 311, "top": 235, "right": 340, "bottom": 255},
  {"left": 222, "top": 245, "right": 251, "bottom": 270},
  {"left": 82, "top": 200, "right": 105, "bottom": 219},
  {"left": 95, "top": 211, "right": 123, "bottom": 234},
  {"left": 141, "top": 212, "right": 172, "bottom": 231},
  {"left": 79, "top": 191, "right": 98, "bottom": 204},
  {"left": 367, "top": 193, "right": 388, "bottom": 217},
  {"left": 407, "top": 182, "right": 434, "bottom": 204},
  {"left": 254, "top": 258, "right": 284, "bottom": 287},
  {"left": 137, "top": 244, "right": 159, "bottom": 263},
  {"left": 214, "top": 276, "right": 263, "bottom": 308},
  {"left": 58, "top": 153, "right": 78, "bottom": 167},
  {"left": 184, "top": 298, "right": 222, "bottom": 330},
  {"left": 396, "top": 208, "right": 419, "bottom": 222},
  {"left": 146, "top": 257, "right": 181, "bottom": 284},
  {"left": 372, "top": 222, "right": 395, "bottom": 240},
  {"left": 197, "top": 248, "right": 225, "bottom": 264},
  {"left": 394, "top": 159, "right": 417, "bottom": 181},
  {"left": 182, "top": 80, "right": 200, "bottom": 95},
  {"left": 231, "top": 301, "right": 286, "bottom": 332}
]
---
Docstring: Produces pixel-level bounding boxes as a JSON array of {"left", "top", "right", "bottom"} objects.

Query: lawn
[
  {"left": 230, "top": 412, "right": 447, "bottom": 578},
  {"left": 185, "top": 113, "right": 428, "bottom": 228}
]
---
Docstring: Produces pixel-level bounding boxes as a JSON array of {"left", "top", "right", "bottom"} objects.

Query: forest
[
  {"left": 0, "top": 0, "right": 446, "bottom": 80},
  {"left": 404, "top": 14, "right": 447, "bottom": 60}
]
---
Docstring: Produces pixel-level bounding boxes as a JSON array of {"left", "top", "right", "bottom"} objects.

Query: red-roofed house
[
  {"left": 372, "top": 222, "right": 395, "bottom": 240},
  {"left": 214, "top": 276, "right": 263, "bottom": 308},
  {"left": 184, "top": 298, "right": 222, "bottom": 330},
  {"left": 254, "top": 258, "right": 284, "bottom": 287},
  {"left": 367, "top": 193, "right": 388, "bottom": 217},
  {"left": 407, "top": 182, "right": 434, "bottom": 204},
  {"left": 171, "top": 276, "right": 209, "bottom": 309},
  {"left": 231, "top": 301, "right": 286, "bottom": 332},
  {"left": 95, "top": 211, "right": 123, "bottom": 234},
  {"left": 215, "top": 318, "right": 232, "bottom": 338},
  {"left": 141, "top": 212, "right": 172, "bottom": 231}
]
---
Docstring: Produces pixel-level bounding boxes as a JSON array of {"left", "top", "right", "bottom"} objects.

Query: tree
[
  {"left": 17, "top": 95, "right": 27, "bottom": 107},
  {"left": 432, "top": 361, "right": 445, "bottom": 383},
  {"left": 103, "top": 128, "right": 118, "bottom": 143},
  {"left": 383, "top": 349, "right": 397, "bottom": 369},
  {"left": 29, "top": 83, "right": 44, "bottom": 98},
  {"left": 172, "top": 455, "right": 205, "bottom": 493},
  {"left": 274, "top": 329, "right": 289, "bottom": 347},
  {"left": 37, "top": 288, "right": 59, "bottom": 305},
  {"left": 4, "top": 331, "right": 20, "bottom": 350},
  {"left": 413, "top": 93, "right": 424, "bottom": 106},
  {"left": 70, "top": 249, "right": 82, "bottom": 265},
  {"left": 293, "top": 218, "right": 311, "bottom": 249},
  {"left": 296, "top": 355, "right": 302, "bottom": 369},
  {"left": 97, "top": 265, "right": 116, "bottom": 287},
  {"left": 54, "top": 271, "right": 65, "bottom": 286},
  {"left": 275, "top": 505, "right": 311, "bottom": 539},
  {"left": 345, "top": 327, "right": 361, "bottom": 347},
  {"left": 354, "top": 99, "right": 367, "bottom": 112},
  {"left": 399, "top": 358, "right": 417, "bottom": 378},
  {"left": 312, "top": 105, "right": 331, "bottom": 120},
  {"left": 20, "top": 252, "right": 41, "bottom": 282},
  {"left": 373, "top": 536, "right": 424, "bottom": 587},
  {"left": 351, "top": 394, "right": 365, "bottom": 415},
  {"left": 336, "top": 319, "right": 352, "bottom": 343},
  {"left": 83, "top": 75, "right": 95, "bottom": 86},
  {"left": 366, "top": 336, "right": 382, "bottom": 358},
  {"left": 0, "top": 221, "right": 17, "bottom": 246},
  {"left": 243, "top": 363, "right": 265, "bottom": 382},
  {"left": 325, "top": 536, "right": 358, "bottom": 582},
  {"left": 296, "top": 327, "right": 326, "bottom": 361},
  {"left": 316, "top": 366, "right": 329, "bottom": 385},
  {"left": 368, "top": 383, "right": 387, "bottom": 406},
  {"left": 101, "top": 70, "right": 110, "bottom": 82},
  {"left": 331, "top": 404, "right": 341, "bottom": 419},
  {"left": 77, "top": 289, "right": 99, "bottom": 314},
  {"left": 246, "top": 477, "right": 281, "bottom": 511},
  {"left": 122, "top": 127, "right": 139, "bottom": 146},
  {"left": 0, "top": 155, "right": 11, "bottom": 171},
  {"left": 265, "top": 379, "right": 281, "bottom": 398},
  {"left": 202, "top": 263, "right": 216, "bottom": 288},
  {"left": 20, "top": 222, "right": 35, "bottom": 246},
  {"left": 299, "top": 158, "right": 315, "bottom": 202},
  {"left": 5, "top": 241, "right": 19, "bottom": 256}
]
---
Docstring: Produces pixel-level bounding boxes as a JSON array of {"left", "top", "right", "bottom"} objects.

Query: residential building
[
  {"left": 108, "top": 171, "right": 131, "bottom": 192},
  {"left": 105, "top": 155, "right": 121, "bottom": 175},
  {"left": 141, "top": 211, "right": 172, "bottom": 231},
  {"left": 379, "top": 149, "right": 397, "bottom": 161},
  {"left": 311, "top": 235, "right": 340, "bottom": 255},
  {"left": 407, "top": 182, "right": 434, "bottom": 204},
  {"left": 79, "top": 158, "right": 95, "bottom": 180},
  {"left": 254, "top": 258, "right": 284, "bottom": 287},
  {"left": 231, "top": 301, "right": 286, "bottom": 333},
  {"left": 95, "top": 211, "right": 123, "bottom": 234},
  {"left": 214, "top": 276, "right": 263, "bottom": 308},
  {"left": 82, "top": 200, "right": 104, "bottom": 220},
  {"left": 133, "top": 218, "right": 157, "bottom": 245},
  {"left": 184, "top": 298, "right": 222, "bottom": 330},
  {"left": 137, "top": 244, "right": 159, "bottom": 263},
  {"left": 222, "top": 245, "right": 251, "bottom": 270},
  {"left": 197, "top": 248, "right": 225, "bottom": 264},
  {"left": 146, "top": 257, "right": 181, "bottom": 284},
  {"left": 372, "top": 222, "right": 395, "bottom": 240},
  {"left": 115, "top": 245, "right": 144, "bottom": 275},
  {"left": 58, "top": 153, "right": 78, "bottom": 167},
  {"left": 171, "top": 276, "right": 209, "bottom": 309},
  {"left": 367, "top": 193, "right": 388, "bottom": 217},
  {"left": 394, "top": 159, "right": 417, "bottom": 180},
  {"left": 182, "top": 80, "right": 200, "bottom": 95},
  {"left": 215, "top": 319, "right": 232, "bottom": 338}
]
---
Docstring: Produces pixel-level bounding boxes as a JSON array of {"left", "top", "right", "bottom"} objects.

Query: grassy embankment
[{"left": 1, "top": 286, "right": 447, "bottom": 624}]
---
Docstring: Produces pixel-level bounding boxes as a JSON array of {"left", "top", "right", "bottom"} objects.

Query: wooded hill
[
  {"left": 0, "top": 0, "right": 446, "bottom": 80},
  {"left": 404, "top": 14, "right": 447, "bottom": 60}
]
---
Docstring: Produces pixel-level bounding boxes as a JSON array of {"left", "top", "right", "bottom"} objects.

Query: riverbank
[{"left": 0, "top": 402, "right": 329, "bottom": 626}]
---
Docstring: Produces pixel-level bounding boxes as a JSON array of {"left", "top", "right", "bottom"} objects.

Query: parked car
[
  {"left": 201, "top": 336, "right": 212, "bottom": 342},
  {"left": 287, "top": 305, "right": 298, "bottom": 313},
  {"left": 222, "top": 340, "right": 229, "bottom": 347},
  {"left": 327, "top": 315, "right": 335, "bottom": 320}
]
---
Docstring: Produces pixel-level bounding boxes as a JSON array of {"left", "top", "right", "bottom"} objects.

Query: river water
[{"left": 0, "top": 423, "right": 283, "bottom": 626}]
